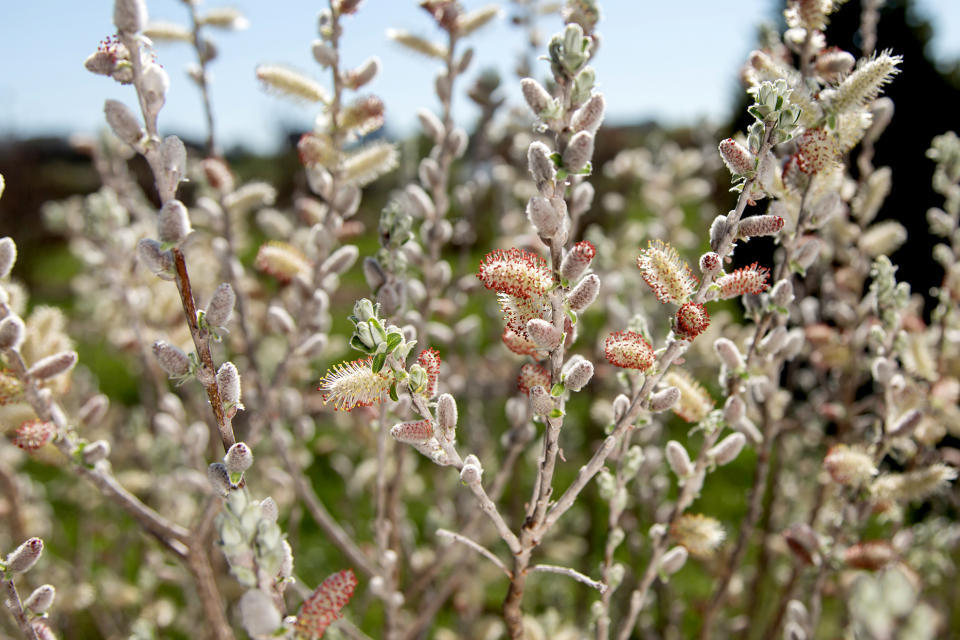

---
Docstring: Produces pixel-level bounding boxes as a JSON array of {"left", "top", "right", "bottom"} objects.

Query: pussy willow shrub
[{"left": 1, "top": 0, "right": 959, "bottom": 639}]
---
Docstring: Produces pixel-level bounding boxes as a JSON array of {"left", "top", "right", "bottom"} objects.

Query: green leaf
[
  {"left": 372, "top": 352, "right": 386, "bottom": 373},
  {"left": 551, "top": 382, "right": 565, "bottom": 396},
  {"left": 350, "top": 335, "right": 372, "bottom": 353},
  {"left": 548, "top": 408, "right": 565, "bottom": 418},
  {"left": 389, "top": 381, "right": 399, "bottom": 402},
  {"left": 566, "top": 308, "right": 578, "bottom": 325},
  {"left": 385, "top": 332, "right": 403, "bottom": 353}
]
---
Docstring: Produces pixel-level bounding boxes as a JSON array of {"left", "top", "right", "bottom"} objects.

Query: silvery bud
[
  {"left": 0, "top": 315, "right": 25, "bottom": 351},
  {"left": 225, "top": 442, "right": 253, "bottom": 473},
  {"left": 714, "top": 338, "right": 744, "bottom": 371},
  {"left": 759, "top": 326, "right": 788, "bottom": 356},
  {"left": 239, "top": 589, "right": 282, "bottom": 638},
  {"left": 660, "top": 546, "right": 688, "bottom": 576},
  {"left": 699, "top": 252, "right": 721, "bottom": 277},
  {"left": 153, "top": 340, "right": 190, "bottom": 377},
  {"left": 446, "top": 127, "right": 469, "bottom": 158},
  {"left": 104, "top": 99, "right": 144, "bottom": 145},
  {"left": 568, "top": 273, "right": 600, "bottom": 312},
  {"left": 158, "top": 200, "right": 191, "bottom": 244},
  {"left": 348, "top": 56, "right": 380, "bottom": 88},
  {"left": 205, "top": 283, "right": 235, "bottom": 328},
  {"left": 708, "top": 432, "right": 747, "bottom": 466},
  {"left": 267, "top": 305, "right": 296, "bottom": 334},
  {"left": 436, "top": 393, "right": 458, "bottom": 433},
  {"left": 260, "top": 497, "right": 279, "bottom": 523},
  {"left": 459, "top": 454, "right": 483, "bottom": 484},
  {"left": 82, "top": 440, "right": 111, "bottom": 464},
  {"left": 333, "top": 185, "right": 361, "bottom": 218},
  {"left": 520, "top": 78, "right": 553, "bottom": 117},
  {"left": 363, "top": 257, "right": 387, "bottom": 291},
  {"left": 217, "top": 362, "right": 243, "bottom": 417},
  {"left": 772, "top": 279, "right": 794, "bottom": 307},
  {"left": 665, "top": 441, "right": 693, "bottom": 479},
  {"left": 78, "top": 394, "right": 110, "bottom": 426},
  {"left": 137, "top": 238, "right": 174, "bottom": 279},
  {"left": 612, "top": 394, "right": 630, "bottom": 422},
  {"left": 312, "top": 41, "right": 336, "bottom": 66},
  {"left": 649, "top": 386, "right": 680, "bottom": 412},
  {"left": 419, "top": 157, "right": 442, "bottom": 190},
  {"left": 571, "top": 93, "right": 605, "bottom": 134},
  {"left": 794, "top": 237, "right": 820, "bottom": 270},
  {"left": 562, "top": 356, "right": 594, "bottom": 392},
  {"left": 5, "top": 537, "right": 43, "bottom": 574},
  {"left": 526, "top": 318, "right": 563, "bottom": 349},
  {"left": 562, "top": 131, "right": 594, "bottom": 172},
  {"left": 735, "top": 417, "right": 763, "bottom": 445},
  {"left": 24, "top": 585, "right": 56, "bottom": 614},
  {"left": 528, "top": 141, "right": 557, "bottom": 195},
  {"left": 889, "top": 409, "right": 921, "bottom": 438},
  {"left": 570, "top": 182, "right": 595, "bottom": 217},
  {"left": 781, "top": 329, "right": 805, "bottom": 361},
  {"left": 526, "top": 196, "right": 563, "bottom": 238},
  {"left": 0, "top": 237, "right": 15, "bottom": 279},
  {"left": 417, "top": 108, "right": 445, "bottom": 143},
  {"left": 405, "top": 184, "right": 435, "bottom": 219},
  {"left": 529, "top": 386, "right": 554, "bottom": 416},
  {"left": 871, "top": 357, "right": 896, "bottom": 384},
  {"left": 321, "top": 245, "right": 359, "bottom": 276},
  {"left": 141, "top": 63, "right": 170, "bottom": 115},
  {"left": 28, "top": 351, "right": 77, "bottom": 381},
  {"left": 114, "top": 0, "right": 147, "bottom": 33},
  {"left": 207, "top": 462, "right": 231, "bottom": 496}
]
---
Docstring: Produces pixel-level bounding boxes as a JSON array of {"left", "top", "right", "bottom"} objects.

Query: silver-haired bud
[
  {"left": 239, "top": 589, "right": 282, "bottom": 638},
  {"left": 417, "top": 108, "right": 445, "bottom": 143},
  {"left": 709, "top": 214, "right": 729, "bottom": 252},
  {"left": 526, "top": 196, "right": 563, "bottom": 238},
  {"left": 82, "top": 440, "right": 111, "bottom": 464},
  {"left": 267, "top": 305, "right": 296, "bottom": 334},
  {"left": 714, "top": 338, "right": 744, "bottom": 370},
  {"left": 153, "top": 340, "right": 190, "bottom": 377},
  {"left": 568, "top": 273, "right": 600, "bottom": 312},
  {"left": 312, "top": 41, "right": 336, "bottom": 66},
  {"left": 708, "top": 432, "right": 747, "bottom": 466},
  {"left": 526, "top": 318, "right": 563, "bottom": 349},
  {"left": 794, "top": 237, "right": 820, "bottom": 269},
  {"left": 571, "top": 92, "right": 605, "bottom": 134},
  {"left": 871, "top": 357, "right": 896, "bottom": 385},
  {"left": 460, "top": 455, "right": 483, "bottom": 484},
  {"left": 104, "top": 99, "right": 144, "bottom": 145},
  {"left": 528, "top": 141, "right": 557, "bottom": 194},
  {"left": 864, "top": 97, "right": 894, "bottom": 144},
  {"left": 772, "top": 279, "right": 794, "bottom": 307},
  {"left": 419, "top": 157, "right": 442, "bottom": 190},
  {"left": 437, "top": 393, "right": 458, "bottom": 434},
  {"left": 137, "top": 238, "right": 174, "bottom": 279},
  {"left": 782, "top": 329, "right": 805, "bottom": 361},
  {"left": 738, "top": 214, "right": 784, "bottom": 238},
  {"left": 349, "top": 56, "right": 380, "bottom": 88},
  {"left": 363, "top": 257, "right": 387, "bottom": 291},
  {"left": 529, "top": 386, "right": 554, "bottom": 416},
  {"left": 260, "top": 497, "right": 279, "bottom": 523},
  {"left": 0, "top": 237, "right": 16, "bottom": 279},
  {"left": 217, "top": 362, "right": 243, "bottom": 417},
  {"left": 5, "top": 537, "right": 43, "bottom": 574},
  {"left": 78, "top": 394, "right": 109, "bottom": 426},
  {"left": 114, "top": 0, "right": 147, "bottom": 33},
  {"left": 321, "top": 245, "right": 359, "bottom": 276},
  {"left": 759, "top": 326, "right": 787, "bottom": 356},
  {"left": 723, "top": 395, "right": 745, "bottom": 423},
  {"left": 660, "top": 546, "right": 688, "bottom": 576},
  {"left": 520, "top": 78, "right": 553, "bottom": 117},
  {"left": 562, "top": 131, "right": 594, "bottom": 173},
  {"left": 208, "top": 463, "right": 232, "bottom": 496},
  {"left": 446, "top": 127, "right": 469, "bottom": 158},
  {"left": 158, "top": 200, "right": 191, "bottom": 244},
  {"left": 141, "top": 63, "right": 170, "bottom": 115},
  {"left": 612, "top": 394, "right": 630, "bottom": 422},
  {"left": 889, "top": 409, "right": 922, "bottom": 438},
  {"left": 734, "top": 417, "right": 763, "bottom": 445},
  {"left": 649, "top": 386, "right": 680, "bottom": 412},
  {"left": 28, "top": 351, "right": 78, "bottom": 381},
  {"left": 225, "top": 442, "right": 253, "bottom": 473},
  {"left": 665, "top": 441, "right": 693, "bottom": 479},
  {"left": 24, "top": 585, "right": 56, "bottom": 614},
  {"left": 570, "top": 182, "right": 595, "bottom": 217},
  {"left": 562, "top": 356, "right": 594, "bottom": 392},
  {"left": 405, "top": 184, "right": 435, "bottom": 219},
  {"left": 204, "top": 283, "right": 235, "bottom": 328},
  {"left": 0, "top": 315, "right": 25, "bottom": 351}
]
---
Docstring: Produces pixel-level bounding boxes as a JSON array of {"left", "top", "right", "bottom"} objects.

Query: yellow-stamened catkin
[
  {"left": 386, "top": 29, "right": 447, "bottom": 59},
  {"left": 662, "top": 369, "right": 714, "bottom": 423},
  {"left": 318, "top": 359, "right": 392, "bottom": 411},
  {"left": 828, "top": 51, "right": 902, "bottom": 114},
  {"left": 341, "top": 141, "right": 399, "bottom": 188},
  {"left": 871, "top": 463, "right": 957, "bottom": 503},
  {"left": 256, "top": 65, "right": 329, "bottom": 103},
  {"left": 671, "top": 513, "right": 725, "bottom": 557},
  {"left": 636, "top": 240, "right": 698, "bottom": 304}
]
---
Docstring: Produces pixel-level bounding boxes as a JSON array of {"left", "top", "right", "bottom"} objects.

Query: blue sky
[{"left": 1, "top": 0, "right": 958, "bottom": 152}]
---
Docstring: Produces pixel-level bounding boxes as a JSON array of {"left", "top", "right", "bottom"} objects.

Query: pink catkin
[
  {"left": 517, "top": 363, "right": 551, "bottom": 395},
  {"left": 295, "top": 569, "right": 357, "bottom": 639},
  {"left": 675, "top": 303, "right": 710, "bottom": 341},
  {"left": 477, "top": 248, "right": 552, "bottom": 300},
  {"left": 604, "top": 331, "right": 655, "bottom": 371},
  {"left": 716, "top": 263, "right": 771, "bottom": 298},
  {"left": 13, "top": 420, "right": 55, "bottom": 451},
  {"left": 417, "top": 348, "right": 441, "bottom": 398}
]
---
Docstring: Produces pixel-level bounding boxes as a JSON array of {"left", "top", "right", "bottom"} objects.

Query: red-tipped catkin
[
  {"left": 526, "top": 319, "right": 562, "bottom": 349},
  {"left": 13, "top": 420, "right": 55, "bottom": 451},
  {"left": 417, "top": 348, "right": 441, "bottom": 398},
  {"left": 5, "top": 537, "right": 43, "bottom": 573},
  {"left": 675, "top": 303, "right": 710, "bottom": 341},
  {"left": 477, "top": 248, "right": 552, "bottom": 300},
  {"left": 699, "top": 252, "right": 721, "bottom": 277},
  {"left": 605, "top": 331, "right": 655, "bottom": 371},
  {"left": 517, "top": 363, "right": 551, "bottom": 395},
  {"left": 391, "top": 420, "right": 434, "bottom": 444},
  {"left": 560, "top": 241, "right": 596, "bottom": 282},
  {"left": 738, "top": 215, "right": 785, "bottom": 238},
  {"left": 715, "top": 263, "right": 771, "bottom": 299},
  {"left": 796, "top": 128, "right": 838, "bottom": 174},
  {"left": 718, "top": 138, "right": 755, "bottom": 176},
  {"left": 27, "top": 351, "right": 78, "bottom": 381},
  {"left": 225, "top": 442, "right": 253, "bottom": 473}
]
